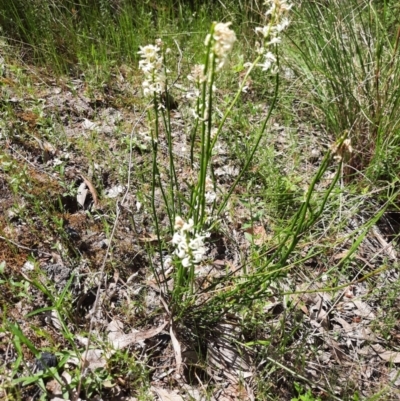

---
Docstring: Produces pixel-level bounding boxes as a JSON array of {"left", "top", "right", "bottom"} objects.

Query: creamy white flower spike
[
  {"left": 212, "top": 22, "right": 236, "bottom": 70},
  {"left": 138, "top": 42, "right": 164, "bottom": 97},
  {"left": 172, "top": 216, "right": 209, "bottom": 267},
  {"left": 254, "top": 0, "right": 292, "bottom": 73}
]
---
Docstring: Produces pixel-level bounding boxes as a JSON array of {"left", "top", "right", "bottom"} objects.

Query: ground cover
[{"left": 1, "top": 1, "right": 400, "bottom": 400}]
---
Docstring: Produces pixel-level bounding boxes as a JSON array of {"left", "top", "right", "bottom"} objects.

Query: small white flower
[
  {"left": 164, "top": 256, "right": 173, "bottom": 269},
  {"left": 182, "top": 257, "right": 191, "bottom": 268},
  {"left": 275, "top": 17, "right": 290, "bottom": 32},
  {"left": 53, "top": 158, "right": 63, "bottom": 166},
  {"left": 192, "top": 248, "right": 206, "bottom": 264},
  {"left": 189, "top": 235, "right": 204, "bottom": 250},
  {"left": 138, "top": 44, "right": 160, "bottom": 61},
  {"left": 258, "top": 51, "right": 277, "bottom": 71},
  {"left": 138, "top": 60, "right": 155, "bottom": 74},
  {"left": 172, "top": 231, "right": 184, "bottom": 244},
  {"left": 171, "top": 216, "right": 209, "bottom": 267},
  {"left": 176, "top": 247, "right": 187, "bottom": 259},
  {"left": 205, "top": 191, "right": 217, "bottom": 204},
  {"left": 256, "top": 46, "right": 265, "bottom": 55},
  {"left": 255, "top": 26, "right": 271, "bottom": 38},
  {"left": 278, "top": 0, "right": 293, "bottom": 12},
  {"left": 265, "top": 3, "right": 276, "bottom": 16},
  {"left": 182, "top": 218, "right": 194, "bottom": 232},
  {"left": 267, "top": 37, "right": 282, "bottom": 46}
]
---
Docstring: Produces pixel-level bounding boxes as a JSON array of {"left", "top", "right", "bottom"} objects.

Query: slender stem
[
  {"left": 217, "top": 61, "right": 278, "bottom": 216},
  {"left": 151, "top": 95, "right": 167, "bottom": 285}
]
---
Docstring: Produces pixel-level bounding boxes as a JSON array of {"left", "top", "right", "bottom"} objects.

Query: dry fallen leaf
[
  {"left": 109, "top": 320, "right": 168, "bottom": 350},
  {"left": 371, "top": 344, "right": 400, "bottom": 363},
  {"left": 352, "top": 300, "right": 375, "bottom": 320},
  {"left": 151, "top": 387, "right": 184, "bottom": 401},
  {"left": 82, "top": 349, "right": 107, "bottom": 370},
  {"left": 77, "top": 181, "right": 88, "bottom": 208},
  {"left": 170, "top": 323, "right": 182, "bottom": 376},
  {"left": 249, "top": 225, "right": 268, "bottom": 246},
  {"left": 80, "top": 174, "right": 99, "bottom": 209},
  {"left": 207, "top": 322, "right": 253, "bottom": 385},
  {"left": 46, "top": 379, "right": 62, "bottom": 396}
]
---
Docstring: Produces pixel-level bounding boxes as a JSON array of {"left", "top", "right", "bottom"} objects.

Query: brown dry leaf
[
  {"left": 107, "top": 319, "right": 125, "bottom": 343},
  {"left": 215, "top": 382, "right": 254, "bottom": 401},
  {"left": 82, "top": 349, "right": 107, "bottom": 370},
  {"left": 207, "top": 322, "right": 253, "bottom": 385},
  {"left": 48, "top": 310, "right": 63, "bottom": 331},
  {"left": 352, "top": 300, "right": 375, "bottom": 319},
  {"left": 326, "top": 338, "right": 347, "bottom": 364},
  {"left": 32, "top": 135, "right": 57, "bottom": 162},
  {"left": 180, "top": 384, "right": 207, "bottom": 401},
  {"left": 334, "top": 316, "right": 352, "bottom": 332},
  {"left": 243, "top": 225, "right": 267, "bottom": 246},
  {"left": 289, "top": 293, "right": 308, "bottom": 315},
  {"left": 252, "top": 225, "right": 267, "bottom": 246},
  {"left": 151, "top": 387, "right": 184, "bottom": 401},
  {"left": 138, "top": 233, "right": 160, "bottom": 244},
  {"left": 333, "top": 251, "right": 349, "bottom": 260},
  {"left": 170, "top": 323, "right": 182, "bottom": 376},
  {"left": 46, "top": 379, "right": 62, "bottom": 396},
  {"left": 109, "top": 320, "right": 168, "bottom": 350},
  {"left": 371, "top": 344, "right": 400, "bottom": 363}
]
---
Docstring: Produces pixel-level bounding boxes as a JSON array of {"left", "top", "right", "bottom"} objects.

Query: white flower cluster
[
  {"left": 203, "top": 21, "right": 236, "bottom": 72},
  {"left": 211, "top": 22, "right": 237, "bottom": 70},
  {"left": 172, "top": 216, "right": 209, "bottom": 268},
  {"left": 138, "top": 40, "right": 165, "bottom": 97},
  {"left": 186, "top": 23, "right": 236, "bottom": 113},
  {"left": 255, "top": 0, "right": 293, "bottom": 72}
]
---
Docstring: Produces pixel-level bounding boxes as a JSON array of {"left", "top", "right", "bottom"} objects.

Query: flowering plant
[{"left": 138, "top": 0, "right": 293, "bottom": 308}]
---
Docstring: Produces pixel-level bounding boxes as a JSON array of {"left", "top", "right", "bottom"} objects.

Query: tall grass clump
[
  {"left": 0, "top": 0, "right": 210, "bottom": 74},
  {"left": 137, "top": 0, "right": 349, "bottom": 329},
  {"left": 289, "top": 0, "right": 400, "bottom": 182}
]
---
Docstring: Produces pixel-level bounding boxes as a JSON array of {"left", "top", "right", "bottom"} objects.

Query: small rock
[{"left": 36, "top": 352, "right": 58, "bottom": 371}]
